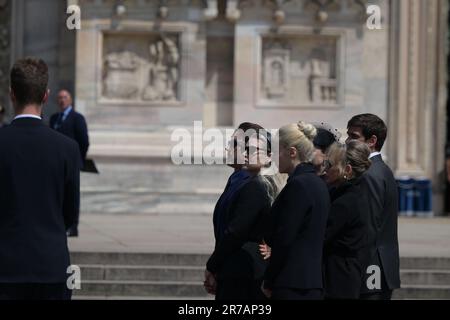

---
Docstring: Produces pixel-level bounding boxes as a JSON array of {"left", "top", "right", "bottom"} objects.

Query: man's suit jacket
[
  {"left": 207, "top": 174, "right": 272, "bottom": 281},
  {"left": 264, "top": 163, "right": 330, "bottom": 290},
  {"left": 50, "top": 108, "right": 89, "bottom": 163},
  {"left": 0, "top": 118, "right": 80, "bottom": 283},
  {"left": 323, "top": 178, "right": 370, "bottom": 299},
  {"left": 360, "top": 155, "right": 401, "bottom": 292}
]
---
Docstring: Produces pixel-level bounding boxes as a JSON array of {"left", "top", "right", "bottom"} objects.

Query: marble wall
[
  {"left": 3, "top": 0, "right": 447, "bottom": 214},
  {"left": 7, "top": 0, "right": 76, "bottom": 122},
  {"left": 233, "top": 0, "right": 389, "bottom": 134},
  {"left": 75, "top": 0, "right": 207, "bottom": 129}
]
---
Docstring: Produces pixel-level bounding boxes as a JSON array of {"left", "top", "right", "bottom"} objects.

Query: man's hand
[
  {"left": 204, "top": 270, "right": 217, "bottom": 295},
  {"left": 261, "top": 281, "right": 272, "bottom": 299}
]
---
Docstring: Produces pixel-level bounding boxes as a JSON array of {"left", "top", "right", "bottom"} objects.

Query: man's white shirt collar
[
  {"left": 369, "top": 152, "right": 382, "bottom": 159},
  {"left": 14, "top": 114, "right": 42, "bottom": 121}
]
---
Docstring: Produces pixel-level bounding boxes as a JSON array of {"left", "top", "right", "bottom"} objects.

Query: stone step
[
  {"left": 80, "top": 191, "right": 218, "bottom": 215},
  {"left": 73, "top": 295, "right": 213, "bottom": 300},
  {"left": 69, "top": 253, "right": 450, "bottom": 299},
  {"left": 400, "top": 257, "right": 450, "bottom": 270},
  {"left": 400, "top": 270, "right": 450, "bottom": 286},
  {"left": 70, "top": 252, "right": 209, "bottom": 267},
  {"left": 78, "top": 265, "right": 450, "bottom": 285},
  {"left": 72, "top": 280, "right": 209, "bottom": 298},
  {"left": 72, "top": 252, "right": 450, "bottom": 270},
  {"left": 392, "top": 285, "right": 450, "bottom": 300},
  {"left": 79, "top": 265, "right": 204, "bottom": 281},
  {"left": 74, "top": 281, "right": 450, "bottom": 300}
]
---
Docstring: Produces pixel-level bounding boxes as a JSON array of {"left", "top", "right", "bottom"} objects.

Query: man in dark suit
[
  {"left": 50, "top": 90, "right": 89, "bottom": 165},
  {"left": 50, "top": 89, "right": 89, "bottom": 237},
  {"left": 0, "top": 58, "right": 80, "bottom": 300},
  {"left": 346, "top": 113, "right": 401, "bottom": 300}
]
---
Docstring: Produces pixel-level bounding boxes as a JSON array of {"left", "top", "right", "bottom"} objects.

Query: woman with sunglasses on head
[
  {"left": 204, "top": 122, "right": 274, "bottom": 300},
  {"left": 322, "top": 140, "right": 372, "bottom": 299}
]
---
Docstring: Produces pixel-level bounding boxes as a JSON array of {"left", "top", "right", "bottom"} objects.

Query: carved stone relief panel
[
  {"left": 260, "top": 35, "right": 338, "bottom": 106},
  {"left": 102, "top": 32, "right": 180, "bottom": 103}
]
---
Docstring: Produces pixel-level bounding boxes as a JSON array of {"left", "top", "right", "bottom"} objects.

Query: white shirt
[
  {"left": 369, "top": 152, "right": 382, "bottom": 159},
  {"left": 14, "top": 114, "right": 42, "bottom": 121}
]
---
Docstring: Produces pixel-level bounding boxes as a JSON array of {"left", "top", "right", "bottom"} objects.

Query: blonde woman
[
  {"left": 322, "top": 140, "right": 371, "bottom": 299},
  {"left": 262, "top": 122, "right": 330, "bottom": 300}
]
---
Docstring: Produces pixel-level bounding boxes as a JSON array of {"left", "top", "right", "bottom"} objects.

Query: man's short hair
[
  {"left": 10, "top": 58, "right": 49, "bottom": 108},
  {"left": 347, "top": 113, "right": 387, "bottom": 151}
]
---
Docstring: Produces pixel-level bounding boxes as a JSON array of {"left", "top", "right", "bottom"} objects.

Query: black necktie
[{"left": 54, "top": 112, "right": 64, "bottom": 130}]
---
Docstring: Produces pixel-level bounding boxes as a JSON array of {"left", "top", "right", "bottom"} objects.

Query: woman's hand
[
  {"left": 259, "top": 240, "right": 272, "bottom": 260},
  {"left": 203, "top": 270, "right": 217, "bottom": 295}
]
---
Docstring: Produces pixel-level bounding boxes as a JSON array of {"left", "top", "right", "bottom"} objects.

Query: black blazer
[
  {"left": 50, "top": 108, "right": 89, "bottom": 162},
  {"left": 264, "top": 163, "right": 330, "bottom": 290},
  {"left": 360, "top": 155, "right": 401, "bottom": 292},
  {"left": 0, "top": 118, "right": 80, "bottom": 283},
  {"left": 323, "top": 178, "right": 370, "bottom": 299},
  {"left": 207, "top": 174, "right": 271, "bottom": 280}
]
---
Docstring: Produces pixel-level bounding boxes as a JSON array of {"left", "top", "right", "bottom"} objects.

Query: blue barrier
[
  {"left": 397, "top": 177, "right": 433, "bottom": 217},
  {"left": 397, "top": 177, "right": 415, "bottom": 217}
]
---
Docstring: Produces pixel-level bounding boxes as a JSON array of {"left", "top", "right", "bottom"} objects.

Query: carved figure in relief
[{"left": 142, "top": 37, "right": 179, "bottom": 101}]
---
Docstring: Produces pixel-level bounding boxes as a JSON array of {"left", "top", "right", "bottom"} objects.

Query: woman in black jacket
[
  {"left": 262, "top": 121, "right": 330, "bottom": 300},
  {"left": 322, "top": 140, "right": 372, "bottom": 299},
  {"left": 204, "top": 123, "right": 275, "bottom": 300}
]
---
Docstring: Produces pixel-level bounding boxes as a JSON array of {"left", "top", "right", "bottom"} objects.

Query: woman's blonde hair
[
  {"left": 278, "top": 121, "right": 317, "bottom": 163},
  {"left": 326, "top": 140, "right": 372, "bottom": 179}
]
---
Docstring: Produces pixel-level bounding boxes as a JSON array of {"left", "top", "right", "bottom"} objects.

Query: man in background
[
  {"left": 346, "top": 113, "right": 401, "bottom": 300},
  {"left": 50, "top": 89, "right": 89, "bottom": 237},
  {"left": 0, "top": 58, "right": 80, "bottom": 299}
]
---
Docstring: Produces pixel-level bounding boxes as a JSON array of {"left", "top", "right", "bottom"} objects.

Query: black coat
[
  {"left": 50, "top": 109, "right": 89, "bottom": 163},
  {"left": 323, "top": 178, "right": 370, "bottom": 299},
  {"left": 264, "top": 163, "right": 330, "bottom": 290},
  {"left": 207, "top": 174, "right": 271, "bottom": 281},
  {"left": 0, "top": 118, "right": 80, "bottom": 283},
  {"left": 360, "top": 155, "right": 401, "bottom": 293}
]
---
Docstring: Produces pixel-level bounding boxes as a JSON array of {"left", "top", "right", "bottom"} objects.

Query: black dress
[{"left": 323, "top": 178, "right": 370, "bottom": 299}]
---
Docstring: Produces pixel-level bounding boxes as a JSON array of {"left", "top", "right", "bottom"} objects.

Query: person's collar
[
  {"left": 14, "top": 114, "right": 42, "bottom": 121},
  {"left": 230, "top": 168, "right": 251, "bottom": 182},
  {"left": 369, "top": 151, "right": 382, "bottom": 159},
  {"left": 63, "top": 106, "right": 73, "bottom": 116},
  {"left": 288, "top": 162, "right": 315, "bottom": 182}
]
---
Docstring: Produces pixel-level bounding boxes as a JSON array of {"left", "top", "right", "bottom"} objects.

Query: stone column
[{"left": 388, "top": 0, "right": 448, "bottom": 215}]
